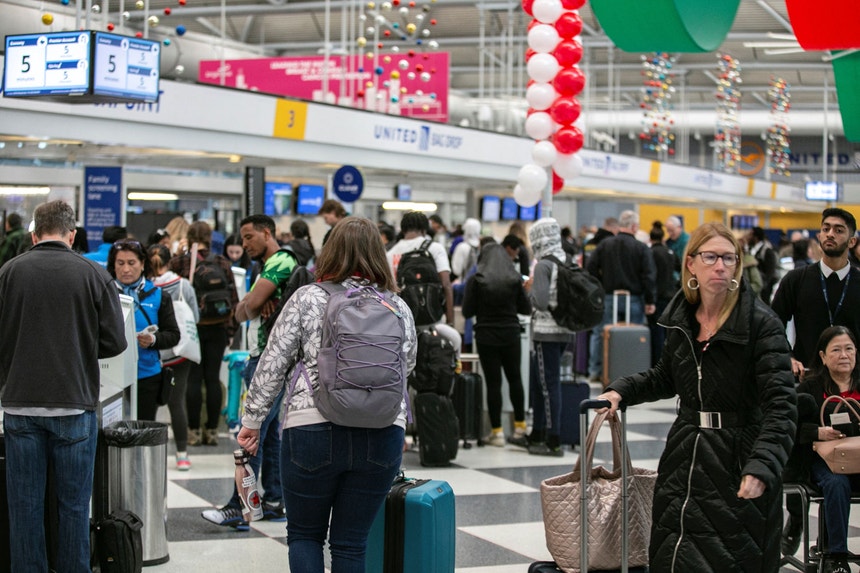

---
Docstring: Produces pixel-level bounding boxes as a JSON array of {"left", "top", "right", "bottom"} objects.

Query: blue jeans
[
  {"left": 530, "top": 340, "right": 566, "bottom": 444},
  {"left": 4, "top": 411, "right": 98, "bottom": 573},
  {"left": 281, "top": 422, "right": 404, "bottom": 573},
  {"left": 588, "top": 293, "right": 645, "bottom": 377},
  {"left": 811, "top": 456, "right": 860, "bottom": 554},
  {"left": 228, "top": 355, "right": 283, "bottom": 508}
]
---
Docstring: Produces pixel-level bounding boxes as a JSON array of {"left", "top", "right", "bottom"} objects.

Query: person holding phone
[{"left": 108, "top": 239, "right": 180, "bottom": 420}]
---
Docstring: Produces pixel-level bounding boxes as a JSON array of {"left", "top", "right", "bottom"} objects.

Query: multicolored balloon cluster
[
  {"left": 639, "top": 52, "right": 675, "bottom": 157},
  {"left": 356, "top": 0, "right": 441, "bottom": 111},
  {"left": 515, "top": 0, "right": 586, "bottom": 207},
  {"left": 766, "top": 76, "right": 791, "bottom": 177},
  {"left": 116, "top": 0, "right": 188, "bottom": 41},
  {"left": 714, "top": 53, "right": 742, "bottom": 173}
]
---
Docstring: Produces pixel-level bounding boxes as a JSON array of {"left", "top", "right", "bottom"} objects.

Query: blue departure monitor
[
  {"left": 501, "top": 197, "right": 519, "bottom": 220},
  {"left": 481, "top": 195, "right": 501, "bottom": 222},
  {"left": 295, "top": 184, "right": 326, "bottom": 215},
  {"left": 92, "top": 32, "right": 160, "bottom": 102},
  {"left": 3, "top": 31, "right": 91, "bottom": 97}
]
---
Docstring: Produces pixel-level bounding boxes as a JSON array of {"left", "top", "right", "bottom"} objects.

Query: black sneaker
[
  {"left": 201, "top": 506, "right": 249, "bottom": 531},
  {"left": 528, "top": 442, "right": 564, "bottom": 457},
  {"left": 824, "top": 555, "right": 850, "bottom": 573},
  {"left": 261, "top": 500, "right": 287, "bottom": 522},
  {"left": 781, "top": 515, "right": 802, "bottom": 556}
]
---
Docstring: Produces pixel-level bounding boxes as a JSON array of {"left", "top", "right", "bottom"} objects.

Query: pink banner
[{"left": 198, "top": 53, "right": 449, "bottom": 122}]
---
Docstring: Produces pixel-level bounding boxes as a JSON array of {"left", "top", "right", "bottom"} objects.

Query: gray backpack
[{"left": 291, "top": 281, "right": 409, "bottom": 428}]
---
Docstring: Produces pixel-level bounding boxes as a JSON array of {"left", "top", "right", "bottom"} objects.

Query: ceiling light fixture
[
  {"left": 382, "top": 201, "right": 437, "bottom": 212},
  {"left": 0, "top": 186, "right": 51, "bottom": 195},
  {"left": 127, "top": 192, "right": 180, "bottom": 201}
]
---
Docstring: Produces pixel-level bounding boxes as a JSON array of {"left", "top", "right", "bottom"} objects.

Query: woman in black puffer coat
[{"left": 599, "top": 223, "right": 797, "bottom": 572}]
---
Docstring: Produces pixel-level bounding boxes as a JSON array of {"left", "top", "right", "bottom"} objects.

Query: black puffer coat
[{"left": 608, "top": 283, "right": 796, "bottom": 572}]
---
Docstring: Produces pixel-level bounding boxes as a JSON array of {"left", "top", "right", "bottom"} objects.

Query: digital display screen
[
  {"left": 805, "top": 180, "right": 840, "bottom": 202},
  {"left": 519, "top": 202, "right": 540, "bottom": 221},
  {"left": 295, "top": 184, "right": 326, "bottom": 215},
  {"left": 92, "top": 32, "right": 160, "bottom": 102},
  {"left": 501, "top": 197, "right": 519, "bottom": 220},
  {"left": 264, "top": 182, "right": 292, "bottom": 216},
  {"left": 481, "top": 196, "right": 501, "bottom": 222},
  {"left": 396, "top": 183, "right": 412, "bottom": 201},
  {"left": 3, "top": 32, "right": 91, "bottom": 97}
]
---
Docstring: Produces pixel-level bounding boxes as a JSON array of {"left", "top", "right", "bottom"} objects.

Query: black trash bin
[{"left": 103, "top": 421, "right": 169, "bottom": 566}]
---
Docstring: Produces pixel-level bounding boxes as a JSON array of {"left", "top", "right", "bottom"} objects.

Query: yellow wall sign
[{"left": 273, "top": 100, "right": 308, "bottom": 140}]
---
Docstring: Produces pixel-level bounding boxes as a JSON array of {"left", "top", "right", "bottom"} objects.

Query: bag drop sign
[{"left": 332, "top": 165, "right": 364, "bottom": 203}]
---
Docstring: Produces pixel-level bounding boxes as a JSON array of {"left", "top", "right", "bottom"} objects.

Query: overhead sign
[
  {"left": 332, "top": 165, "right": 364, "bottom": 203},
  {"left": 3, "top": 32, "right": 91, "bottom": 97}
]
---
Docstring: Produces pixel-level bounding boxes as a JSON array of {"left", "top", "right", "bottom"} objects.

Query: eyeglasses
[{"left": 691, "top": 251, "right": 739, "bottom": 267}]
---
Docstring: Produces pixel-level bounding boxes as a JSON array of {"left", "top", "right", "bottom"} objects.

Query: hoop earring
[
  {"left": 728, "top": 279, "right": 739, "bottom": 292},
  {"left": 687, "top": 277, "right": 699, "bottom": 290}
]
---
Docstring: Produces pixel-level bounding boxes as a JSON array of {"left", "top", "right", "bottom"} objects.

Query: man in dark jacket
[
  {"left": 0, "top": 200, "right": 127, "bottom": 573},
  {"left": 748, "top": 226, "right": 780, "bottom": 302},
  {"left": 586, "top": 210, "right": 656, "bottom": 381},
  {"left": 648, "top": 223, "right": 678, "bottom": 366},
  {"left": 771, "top": 207, "right": 860, "bottom": 563},
  {"left": 0, "top": 212, "right": 27, "bottom": 267}
]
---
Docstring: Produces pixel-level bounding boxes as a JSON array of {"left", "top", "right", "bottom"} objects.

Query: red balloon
[
  {"left": 553, "top": 39, "right": 583, "bottom": 67},
  {"left": 552, "top": 171, "right": 564, "bottom": 193},
  {"left": 553, "top": 126, "right": 584, "bottom": 154},
  {"left": 522, "top": 0, "right": 534, "bottom": 16},
  {"left": 525, "top": 48, "right": 536, "bottom": 62},
  {"left": 527, "top": 18, "right": 541, "bottom": 31},
  {"left": 561, "top": 0, "right": 586, "bottom": 7},
  {"left": 555, "top": 12, "right": 583, "bottom": 39},
  {"left": 549, "top": 96, "right": 581, "bottom": 126},
  {"left": 553, "top": 66, "right": 585, "bottom": 96},
  {"left": 163, "top": 7, "right": 171, "bottom": 15}
]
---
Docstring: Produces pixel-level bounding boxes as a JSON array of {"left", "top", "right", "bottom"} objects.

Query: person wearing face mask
[
  {"left": 598, "top": 222, "right": 796, "bottom": 572},
  {"left": 108, "top": 239, "right": 180, "bottom": 421}
]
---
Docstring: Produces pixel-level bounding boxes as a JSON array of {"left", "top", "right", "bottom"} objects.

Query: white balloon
[
  {"left": 532, "top": 0, "right": 563, "bottom": 24},
  {"left": 553, "top": 152, "right": 584, "bottom": 179},
  {"left": 525, "top": 82, "right": 558, "bottom": 111},
  {"left": 527, "top": 24, "right": 560, "bottom": 54},
  {"left": 526, "top": 53, "right": 560, "bottom": 83},
  {"left": 524, "top": 111, "right": 555, "bottom": 140},
  {"left": 517, "top": 163, "right": 548, "bottom": 194},
  {"left": 532, "top": 140, "right": 558, "bottom": 167},
  {"left": 514, "top": 183, "right": 542, "bottom": 208}
]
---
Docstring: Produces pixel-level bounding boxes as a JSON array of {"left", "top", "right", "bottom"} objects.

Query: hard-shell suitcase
[
  {"left": 365, "top": 476, "right": 456, "bottom": 573},
  {"left": 451, "top": 371, "right": 483, "bottom": 448},
  {"left": 602, "top": 290, "right": 650, "bottom": 388},
  {"left": 531, "top": 399, "right": 649, "bottom": 573},
  {"left": 413, "top": 392, "right": 459, "bottom": 467},
  {"left": 559, "top": 380, "right": 590, "bottom": 448}
]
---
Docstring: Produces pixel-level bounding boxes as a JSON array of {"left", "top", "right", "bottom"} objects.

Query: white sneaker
[{"left": 485, "top": 431, "right": 505, "bottom": 447}]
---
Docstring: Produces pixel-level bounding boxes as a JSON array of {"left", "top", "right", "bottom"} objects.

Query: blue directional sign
[{"left": 332, "top": 165, "right": 364, "bottom": 203}]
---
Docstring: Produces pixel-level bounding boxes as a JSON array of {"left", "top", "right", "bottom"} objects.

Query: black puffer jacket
[{"left": 608, "top": 283, "right": 796, "bottom": 572}]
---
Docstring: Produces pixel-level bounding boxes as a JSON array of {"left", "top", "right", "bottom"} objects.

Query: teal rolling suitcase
[{"left": 365, "top": 476, "right": 456, "bottom": 573}]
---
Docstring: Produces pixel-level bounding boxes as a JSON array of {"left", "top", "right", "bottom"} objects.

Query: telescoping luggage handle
[
  {"left": 579, "top": 399, "right": 630, "bottom": 573},
  {"left": 612, "top": 289, "right": 631, "bottom": 325}
]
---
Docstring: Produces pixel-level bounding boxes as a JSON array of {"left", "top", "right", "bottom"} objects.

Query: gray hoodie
[{"left": 528, "top": 218, "right": 574, "bottom": 341}]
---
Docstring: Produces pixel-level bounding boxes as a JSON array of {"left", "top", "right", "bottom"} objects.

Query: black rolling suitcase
[
  {"left": 451, "top": 372, "right": 483, "bottom": 448},
  {"left": 559, "top": 380, "right": 590, "bottom": 448},
  {"left": 413, "top": 392, "right": 459, "bottom": 467}
]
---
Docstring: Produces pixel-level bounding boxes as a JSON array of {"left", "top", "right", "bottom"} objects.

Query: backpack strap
[{"left": 419, "top": 238, "right": 433, "bottom": 254}]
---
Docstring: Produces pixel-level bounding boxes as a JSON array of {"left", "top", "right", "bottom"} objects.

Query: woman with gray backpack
[{"left": 238, "top": 217, "right": 417, "bottom": 573}]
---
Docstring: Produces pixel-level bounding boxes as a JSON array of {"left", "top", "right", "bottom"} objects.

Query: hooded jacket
[
  {"left": 528, "top": 218, "right": 574, "bottom": 341},
  {"left": 607, "top": 282, "right": 796, "bottom": 572}
]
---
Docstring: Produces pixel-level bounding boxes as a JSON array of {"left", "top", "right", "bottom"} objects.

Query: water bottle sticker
[{"left": 242, "top": 475, "right": 256, "bottom": 488}]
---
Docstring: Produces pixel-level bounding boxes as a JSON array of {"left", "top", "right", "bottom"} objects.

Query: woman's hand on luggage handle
[
  {"left": 237, "top": 427, "right": 261, "bottom": 456},
  {"left": 819, "top": 426, "right": 845, "bottom": 441},
  {"left": 737, "top": 475, "right": 765, "bottom": 499},
  {"left": 596, "top": 390, "right": 622, "bottom": 415}
]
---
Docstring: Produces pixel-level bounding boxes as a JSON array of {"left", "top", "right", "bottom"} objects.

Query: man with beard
[
  {"left": 202, "top": 214, "right": 294, "bottom": 529},
  {"left": 771, "top": 207, "right": 860, "bottom": 564}
]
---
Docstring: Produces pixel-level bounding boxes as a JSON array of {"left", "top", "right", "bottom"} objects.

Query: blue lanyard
[{"left": 820, "top": 269, "right": 850, "bottom": 327}]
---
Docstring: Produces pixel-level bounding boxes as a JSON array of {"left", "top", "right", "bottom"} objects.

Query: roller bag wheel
[
  {"left": 451, "top": 372, "right": 483, "bottom": 449},
  {"left": 365, "top": 476, "right": 456, "bottom": 573},
  {"left": 602, "top": 290, "right": 650, "bottom": 388},
  {"left": 528, "top": 562, "right": 562, "bottom": 573},
  {"left": 559, "top": 381, "right": 590, "bottom": 448},
  {"left": 413, "top": 392, "right": 459, "bottom": 467}
]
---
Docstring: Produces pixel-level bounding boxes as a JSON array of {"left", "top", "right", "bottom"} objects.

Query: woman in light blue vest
[{"left": 108, "top": 239, "right": 180, "bottom": 420}]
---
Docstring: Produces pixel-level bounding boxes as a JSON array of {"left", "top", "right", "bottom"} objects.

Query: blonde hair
[
  {"left": 165, "top": 216, "right": 189, "bottom": 254},
  {"left": 681, "top": 223, "right": 745, "bottom": 327}
]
